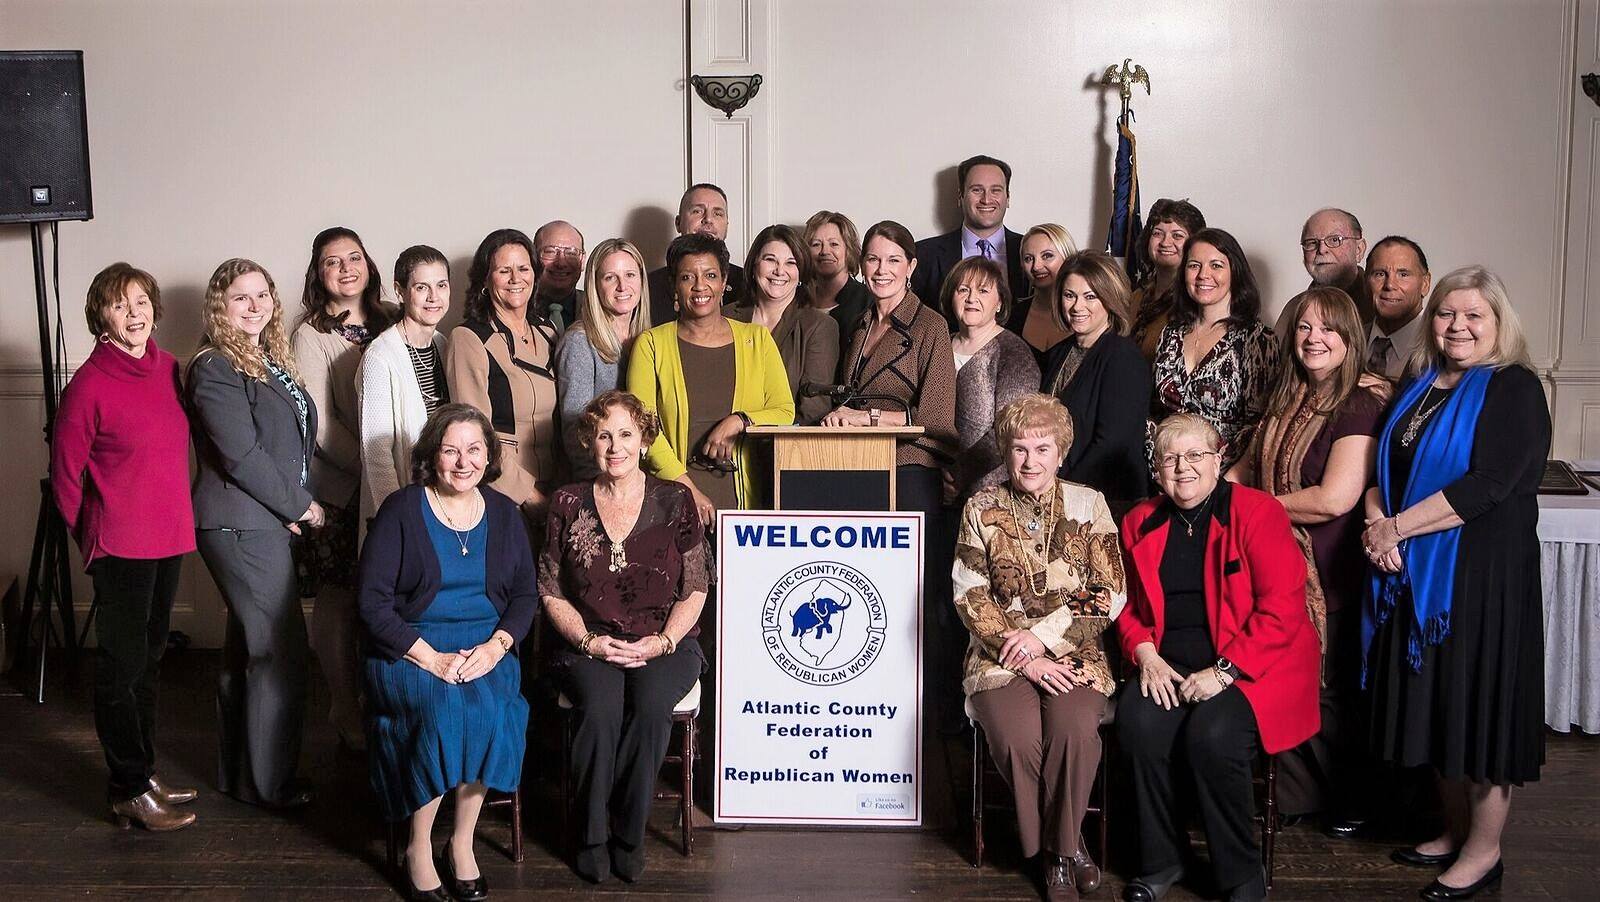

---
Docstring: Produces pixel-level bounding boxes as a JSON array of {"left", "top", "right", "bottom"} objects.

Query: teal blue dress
[{"left": 366, "top": 494, "right": 529, "bottom": 821}]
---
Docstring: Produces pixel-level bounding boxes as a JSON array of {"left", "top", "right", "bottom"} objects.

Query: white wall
[
  {"left": 0, "top": 0, "right": 688, "bottom": 645},
  {"left": 0, "top": 0, "right": 1587, "bottom": 645}
]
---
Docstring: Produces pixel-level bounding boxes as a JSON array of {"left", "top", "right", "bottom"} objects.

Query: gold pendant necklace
[{"left": 429, "top": 487, "right": 479, "bottom": 556}]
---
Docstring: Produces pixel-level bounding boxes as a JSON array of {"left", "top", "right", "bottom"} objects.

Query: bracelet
[
  {"left": 1213, "top": 664, "right": 1233, "bottom": 688},
  {"left": 1390, "top": 514, "right": 1405, "bottom": 541},
  {"left": 734, "top": 411, "right": 753, "bottom": 429},
  {"left": 578, "top": 631, "right": 599, "bottom": 657},
  {"left": 656, "top": 632, "right": 677, "bottom": 656},
  {"left": 494, "top": 633, "right": 513, "bottom": 653}
]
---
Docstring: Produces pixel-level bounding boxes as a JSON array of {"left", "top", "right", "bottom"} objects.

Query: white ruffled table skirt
[{"left": 1539, "top": 462, "right": 1600, "bottom": 734}]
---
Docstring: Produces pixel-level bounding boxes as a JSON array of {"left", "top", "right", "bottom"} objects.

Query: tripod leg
[
  {"left": 52, "top": 510, "right": 78, "bottom": 657},
  {"left": 19, "top": 495, "right": 48, "bottom": 670}
]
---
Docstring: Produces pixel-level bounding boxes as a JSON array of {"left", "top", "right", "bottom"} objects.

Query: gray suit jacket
[{"left": 187, "top": 349, "right": 318, "bottom": 530}]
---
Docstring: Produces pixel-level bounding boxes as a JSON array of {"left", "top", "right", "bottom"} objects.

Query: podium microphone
[{"left": 798, "top": 381, "right": 852, "bottom": 402}]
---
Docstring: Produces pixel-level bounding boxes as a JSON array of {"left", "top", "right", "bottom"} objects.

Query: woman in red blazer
[{"left": 1115, "top": 413, "right": 1320, "bottom": 902}]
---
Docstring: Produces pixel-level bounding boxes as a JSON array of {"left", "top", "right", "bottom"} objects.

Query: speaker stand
[{"left": 13, "top": 222, "right": 79, "bottom": 704}]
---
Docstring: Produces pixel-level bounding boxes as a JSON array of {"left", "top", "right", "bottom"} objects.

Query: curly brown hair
[{"left": 575, "top": 390, "right": 660, "bottom": 454}]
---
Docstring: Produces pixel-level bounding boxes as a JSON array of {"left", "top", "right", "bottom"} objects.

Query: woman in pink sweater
[{"left": 52, "top": 263, "right": 198, "bottom": 832}]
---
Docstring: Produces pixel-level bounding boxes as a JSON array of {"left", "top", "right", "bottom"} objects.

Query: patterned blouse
[
  {"left": 952, "top": 480, "right": 1128, "bottom": 698},
  {"left": 538, "top": 475, "right": 709, "bottom": 639},
  {"left": 1149, "top": 318, "right": 1279, "bottom": 470}
]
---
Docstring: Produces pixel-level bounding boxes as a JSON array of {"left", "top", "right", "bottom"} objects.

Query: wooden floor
[{"left": 1, "top": 651, "right": 1595, "bottom": 901}]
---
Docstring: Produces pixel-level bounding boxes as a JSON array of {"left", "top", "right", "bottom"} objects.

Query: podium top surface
[{"left": 746, "top": 425, "right": 925, "bottom": 437}]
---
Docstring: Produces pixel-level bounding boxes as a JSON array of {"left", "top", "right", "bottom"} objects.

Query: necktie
[
  {"left": 977, "top": 238, "right": 994, "bottom": 260},
  {"left": 1367, "top": 335, "right": 1393, "bottom": 375}
]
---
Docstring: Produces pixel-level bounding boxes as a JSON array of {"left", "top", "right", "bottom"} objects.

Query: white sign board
[{"left": 715, "top": 511, "right": 923, "bottom": 826}]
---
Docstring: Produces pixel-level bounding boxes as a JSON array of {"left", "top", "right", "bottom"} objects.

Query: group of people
[{"left": 48, "top": 153, "right": 1548, "bottom": 902}]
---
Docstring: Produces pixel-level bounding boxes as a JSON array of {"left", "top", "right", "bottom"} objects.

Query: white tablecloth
[{"left": 1540, "top": 460, "right": 1600, "bottom": 733}]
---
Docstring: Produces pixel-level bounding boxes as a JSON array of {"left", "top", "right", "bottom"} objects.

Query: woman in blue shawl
[{"left": 1359, "top": 266, "right": 1548, "bottom": 901}]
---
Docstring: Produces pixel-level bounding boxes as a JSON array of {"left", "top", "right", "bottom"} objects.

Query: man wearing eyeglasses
[
  {"left": 1275, "top": 207, "right": 1374, "bottom": 335},
  {"left": 532, "top": 220, "right": 586, "bottom": 333}
]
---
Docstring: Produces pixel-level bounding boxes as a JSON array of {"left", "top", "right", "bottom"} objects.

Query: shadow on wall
[
  {"left": 1083, "top": 69, "right": 1113, "bottom": 253},
  {"left": 622, "top": 205, "right": 675, "bottom": 267},
  {"left": 156, "top": 283, "right": 207, "bottom": 359},
  {"left": 931, "top": 165, "right": 959, "bottom": 237},
  {"left": 445, "top": 254, "right": 474, "bottom": 332}
]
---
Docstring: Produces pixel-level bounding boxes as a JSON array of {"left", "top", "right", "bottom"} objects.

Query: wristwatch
[
  {"left": 869, "top": 407, "right": 881, "bottom": 426},
  {"left": 1214, "top": 657, "right": 1240, "bottom": 682}
]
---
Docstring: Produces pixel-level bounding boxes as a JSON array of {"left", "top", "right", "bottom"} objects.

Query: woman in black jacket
[{"left": 1039, "top": 251, "right": 1152, "bottom": 517}]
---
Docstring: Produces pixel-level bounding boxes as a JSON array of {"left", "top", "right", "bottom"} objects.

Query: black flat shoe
[
  {"left": 610, "top": 837, "right": 645, "bottom": 883},
  {"left": 1420, "top": 860, "right": 1503, "bottom": 900},
  {"left": 1123, "top": 864, "right": 1183, "bottom": 902},
  {"left": 1325, "top": 817, "right": 1366, "bottom": 840},
  {"left": 1228, "top": 866, "right": 1268, "bottom": 902},
  {"left": 573, "top": 843, "right": 609, "bottom": 884},
  {"left": 440, "top": 852, "right": 488, "bottom": 901},
  {"left": 1392, "top": 846, "right": 1460, "bottom": 868}
]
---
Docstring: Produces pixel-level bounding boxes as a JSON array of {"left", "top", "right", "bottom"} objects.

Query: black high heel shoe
[
  {"left": 398, "top": 854, "right": 449, "bottom": 902},
  {"left": 1420, "top": 860, "right": 1503, "bottom": 900},
  {"left": 440, "top": 851, "right": 488, "bottom": 901}
]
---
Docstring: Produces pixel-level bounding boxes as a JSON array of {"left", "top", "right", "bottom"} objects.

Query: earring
[{"left": 97, "top": 333, "right": 111, "bottom": 344}]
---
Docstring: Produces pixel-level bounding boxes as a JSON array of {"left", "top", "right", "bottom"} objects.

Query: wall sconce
[{"left": 690, "top": 74, "right": 763, "bottom": 118}]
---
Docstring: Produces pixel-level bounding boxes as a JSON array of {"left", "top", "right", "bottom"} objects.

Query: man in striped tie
[{"left": 911, "top": 154, "right": 1028, "bottom": 322}]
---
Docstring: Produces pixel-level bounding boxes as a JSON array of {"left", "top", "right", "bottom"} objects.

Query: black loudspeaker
[{"left": 0, "top": 50, "right": 92, "bottom": 223}]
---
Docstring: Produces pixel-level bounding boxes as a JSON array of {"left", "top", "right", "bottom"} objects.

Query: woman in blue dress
[{"left": 358, "top": 403, "right": 538, "bottom": 902}]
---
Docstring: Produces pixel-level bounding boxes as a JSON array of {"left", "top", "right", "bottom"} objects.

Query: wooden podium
[{"left": 745, "top": 425, "right": 924, "bottom": 511}]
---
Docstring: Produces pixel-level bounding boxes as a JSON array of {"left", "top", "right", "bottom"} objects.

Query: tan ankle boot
[
  {"left": 149, "top": 774, "right": 198, "bottom": 805},
  {"left": 111, "top": 789, "right": 196, "bottom": 831}
]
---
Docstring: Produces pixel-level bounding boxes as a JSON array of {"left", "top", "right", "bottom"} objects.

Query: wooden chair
[
  {"left": 1257, "top": 754, "right": 1279, "bottom": 889},
  {"left": 558, "top": 680, "right": 701, "bottom": 857},
  {"left": 385, "top": 786, "right": 523, "bottom": 869},
  {"left": 968, "top": 696, "right": 1113, "bottom": 869}
]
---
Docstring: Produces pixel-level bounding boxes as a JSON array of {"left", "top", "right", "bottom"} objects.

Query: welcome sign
[{"left": 715, "top": 511, "right": 923, "bottom": 826}]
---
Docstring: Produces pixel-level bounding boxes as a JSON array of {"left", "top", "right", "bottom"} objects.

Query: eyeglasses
[
  {"left": 1157, "top": 449, "right": 1220, "bottom": 471},
  {"left": 1300, "top": 234, "right": 1360, "bottom": 253},
  {"left": 538, "top": 246, "right": 583, "bottom": 261},
  {"left": 689, "top": 454, "right": 738, "bottom": 473}
]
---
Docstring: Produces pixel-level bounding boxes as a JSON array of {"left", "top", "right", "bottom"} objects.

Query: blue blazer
[{"left": 358, "top": 484, "right": 539, "bottom": 661}]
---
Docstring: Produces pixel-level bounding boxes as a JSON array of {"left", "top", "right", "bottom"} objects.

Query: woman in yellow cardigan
[{"left": 627, "top": 233, "right": 794, "bottom": 523}]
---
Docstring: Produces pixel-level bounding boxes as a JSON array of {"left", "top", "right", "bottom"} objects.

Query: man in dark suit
[
  {"left": 910, "top": 154, "right": 1027, "bottom": 323},
  {"left": 648, "top": 182, "right": 745, "bottom": 324},
  {"left": 1274, "top": 206, "right": 1374, "bottom": 337},
  {"left": 532, "top": 219, "right": 585, "bottom": 332}
]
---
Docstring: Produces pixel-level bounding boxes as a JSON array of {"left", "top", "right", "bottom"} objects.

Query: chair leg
[
  {"left": 1264, "top": 755, "right": 1278, "bottom": 890},
  {"left": 970, "top": 723, "right": 984, "bottom": 868},
  {"left": 510, "top": 785, "right": 525, "bottom": 863},
  {"left": 681, "top": 714, "right": 696, "bottom": 857},
  {"left": 1098, "top": 745, "right": 1110, "bottom": 870},
  {"left": 560, "top": 714, "right": 572, "bottom": 858},
  {"left": 386, "top": 820, "right": 398, "bottom": 872}
]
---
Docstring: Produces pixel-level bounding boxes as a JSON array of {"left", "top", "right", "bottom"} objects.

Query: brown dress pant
[{"left": 969, "top": 678, "right": 1107, "bottom": 858}]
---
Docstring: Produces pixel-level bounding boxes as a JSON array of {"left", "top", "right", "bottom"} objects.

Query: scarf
[
  {"left": 1250, "top": 382, "right": 1330, "bottom": 661},
  {"left": 1362, "top": 365, "right": 1492, "bottom": 683}
]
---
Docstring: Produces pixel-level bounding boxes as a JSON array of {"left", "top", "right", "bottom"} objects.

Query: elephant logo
[{"left": 761, "top": 563, "right": 887, "bottom": 685}]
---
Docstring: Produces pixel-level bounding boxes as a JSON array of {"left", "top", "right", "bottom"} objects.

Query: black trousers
[
  {"left": 88, "top": 554, "right": 183, "bottom": 802},
  {"left": 899, "top": 465, "right": 960, "bottom": 724},
  {"left": 1278, "top": 606, "right": 1372, "bottom": 818},
  {"left": 197, "top": 527, "right": 308, "bottom": 805},
  {"left": 1118, "top": 682, "right": 1262, "bottom": 893},
  {"left": 561, "top": 639, "right": 703, "bottom": 849}
]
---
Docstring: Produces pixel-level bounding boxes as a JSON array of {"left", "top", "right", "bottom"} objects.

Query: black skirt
[{"left": 1367, "top": 501, "right": 1545, "bottom": 785}]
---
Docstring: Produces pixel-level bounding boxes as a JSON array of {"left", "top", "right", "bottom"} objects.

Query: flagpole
[{"left": 1098, "top": 59, "right": 1151, "bottom": 269}]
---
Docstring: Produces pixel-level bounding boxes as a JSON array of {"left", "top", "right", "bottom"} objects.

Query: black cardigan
[
  {"left": 358, "top": 484, "right": 539, "bottom": 661},
  {"left": 1040, "top": 331, "right": 1153, "bottom": 504}
]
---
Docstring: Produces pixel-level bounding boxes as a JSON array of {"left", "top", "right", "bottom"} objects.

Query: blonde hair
[
  {"left": 1022, "top": 222, "right": 1080, "bottom": 267},
  {"left": 1152, "top": 412, "right": 1221, "bottom": 459},
  {"left": 577, "top": 239, "right": 651, "bottom": 364},
  {"left": 1408, "top": 265, "right": 1532, "bottom": 374},
  {"left": 197, "top": 258, "right": 298, "bottom": 382},
  {"left": 803, "top": 210, "right": 863, "bottom": 277},
  {"left": 994, "top": 393, "right": 1074, "bottom": 453}
]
